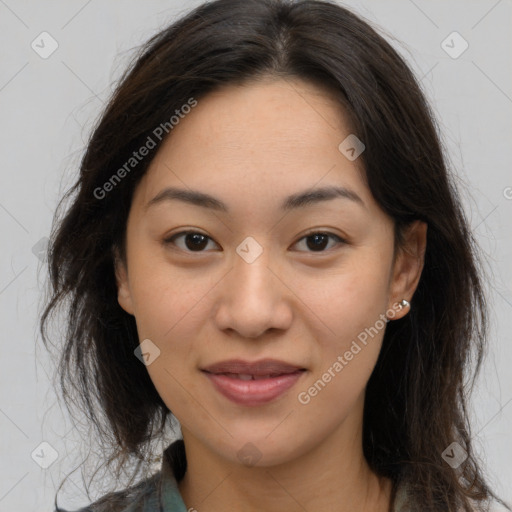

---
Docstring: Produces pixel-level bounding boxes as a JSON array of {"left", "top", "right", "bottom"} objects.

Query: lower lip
[{"left": 203, "top": 370, "right": 305, "bottom": 406}]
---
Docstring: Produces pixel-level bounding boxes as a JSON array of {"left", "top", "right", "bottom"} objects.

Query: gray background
[{"left": 0, "top": 1, "right": 511, "bottom": 510}]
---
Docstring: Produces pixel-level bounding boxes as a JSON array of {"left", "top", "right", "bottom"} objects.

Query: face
[{"left": 115, "top": 78, "right": 426, "bottom": 469}]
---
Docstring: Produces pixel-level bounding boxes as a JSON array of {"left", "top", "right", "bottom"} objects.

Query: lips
[
  {"left": 219, "top": 373, "right": 279, "bottom": 381},
  {"left": 201, "top": 358, "right": 305, "bottom": 377},
  {"left": 201, "top": 359, "right": 306, "bottom": 406}
]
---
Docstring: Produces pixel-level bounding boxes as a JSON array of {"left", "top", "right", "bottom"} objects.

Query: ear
[
  {"left": 113, "top": 247, "right": 135, "bottom": 316},
  {"left": 387, "top": 220, "right": 427, "bottom": 320}
]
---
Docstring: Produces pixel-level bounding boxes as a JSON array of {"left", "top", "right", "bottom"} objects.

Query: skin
[{"left": 115, "top": 77, "right": 427, "bottom": 512}]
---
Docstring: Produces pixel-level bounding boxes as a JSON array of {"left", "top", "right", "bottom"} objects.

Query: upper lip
[{"left": 201, "top": 359, "right": 306, "bottom": 376}]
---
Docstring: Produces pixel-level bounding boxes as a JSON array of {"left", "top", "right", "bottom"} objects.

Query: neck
[{"left": 177, "top": 410, "right": 392, "bottom": 512}]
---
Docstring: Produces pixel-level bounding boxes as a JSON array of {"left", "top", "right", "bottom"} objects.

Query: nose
[{"left": 212, "top": 245, "right": 293, "bottom": 339}]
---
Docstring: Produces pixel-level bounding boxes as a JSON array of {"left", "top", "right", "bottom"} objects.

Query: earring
[
  {"left": 386, "top": 299, "right": 411, "bottom": 320},
  {"left": 399, "top": 299, "right": 410, "bottom": 310}
]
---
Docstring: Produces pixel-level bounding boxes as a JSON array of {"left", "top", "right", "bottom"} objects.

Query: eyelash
[{"left": 163, "top": 230, "right": 347, "bottom": 254}]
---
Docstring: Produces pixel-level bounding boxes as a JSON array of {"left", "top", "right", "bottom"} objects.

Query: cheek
[
  {"left": 125, "top": 256, "right": 216, "bottom": 390},
  {"left": 294, "top": 251, "right": 391, "bottom": 341},
  {"left": 127, "top": 248, "right": 215, "bottom": 339},
  {"left": 295, "top": 252, "right": 391, "bottom": 393}
]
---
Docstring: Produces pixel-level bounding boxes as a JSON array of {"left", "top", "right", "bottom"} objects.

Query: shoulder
[
  {"left": 55, "top": 439, "right": 189, "bottom": 512},
  {"left": 393, "top": 481, "right": 511, "bottom": 512},
  {"left": 393, "top": 480, "right": 409, "bottom": 512},
  {"left": 55, "top": 472, "right": 160, "bottom": 512}
]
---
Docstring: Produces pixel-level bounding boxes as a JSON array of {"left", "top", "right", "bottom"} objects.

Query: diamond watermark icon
[
  {"left": 134, "top": 338, "right": 161, "bottom": 366},
  {"left": 237, "top": 442, "right": 262, "bottom": 466},
  {"left": 32, "top": 236, "right": 49, "bottom": 261},
  {"left": 31, "top": 441, "right": 59, "bottom": 469},
  {"left": 338, "top": 134, "right": 365, "bottom": 161},
  {"left": 441, "top": 441, "right": 468, "bottom": 469},
  {"left": 441, "top": 31, "right": 468, "bottom": 59},
  {"left": 236, "top": 236, "right": 263, "bottom": 264},
  {"left": 31, "top": 31, "right": 59, "bottom": 59}
]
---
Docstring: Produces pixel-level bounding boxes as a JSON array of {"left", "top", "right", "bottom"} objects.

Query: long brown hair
[{"left": 40, "top": 0, "right": 510, "bottom": 510}]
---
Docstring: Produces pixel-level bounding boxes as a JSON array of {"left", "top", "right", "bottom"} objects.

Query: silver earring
[{"left": 399, "top": 299, "right": 410, "bottom": 310}]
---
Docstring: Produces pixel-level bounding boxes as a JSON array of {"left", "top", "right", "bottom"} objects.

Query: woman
[{"left": 40, "top": 0, "right": 510, "bottom": 510}]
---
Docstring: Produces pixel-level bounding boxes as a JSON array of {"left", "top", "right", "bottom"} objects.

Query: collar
[{"left": 155, "top": 440, "right": 188, "bottom": 512}]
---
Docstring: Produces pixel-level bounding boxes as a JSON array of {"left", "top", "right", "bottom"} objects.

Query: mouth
[
  {"left": 201, "top": 358, "right": 306, "bottom": 376},
  {"left": 201, "top": 359, "right": 307, "bottom": 406},
  {"left": 205, "top": 372, "right": 304, "bottom": 380}
]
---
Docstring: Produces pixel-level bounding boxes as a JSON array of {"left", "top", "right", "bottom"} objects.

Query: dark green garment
[
  {"left": 57, "top": 440, "right": 188, "bottom": 512},
  {"left": 58, "top": 439, "right": 410, "bottom": 511}
]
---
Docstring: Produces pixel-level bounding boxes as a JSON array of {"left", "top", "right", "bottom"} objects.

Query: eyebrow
[{"left": 144, "top": 185, "right": 365, "bottom": 213}]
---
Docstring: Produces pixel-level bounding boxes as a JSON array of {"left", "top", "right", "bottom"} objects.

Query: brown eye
[
  {"left": 164, "top": 231, "right": 220, "bottom": 252},
  {"left": 293, "top": 232, "right": 346, "bottom": 252},
  {"left": 306, "top": 233, "right": 329, "bottom": 251},
  {"left": 184, "top": 233, "right": 209, "bottom": 251}
]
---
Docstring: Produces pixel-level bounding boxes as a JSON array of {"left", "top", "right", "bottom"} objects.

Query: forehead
[{"left": 133, "top": 78, "right": 371, "bottom": 213}]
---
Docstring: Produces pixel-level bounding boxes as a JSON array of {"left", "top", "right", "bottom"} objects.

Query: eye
[
  {"left": 164, "top": 231, "right": 220, "bottom": 252},
  {"left": 164, "top": 230, "right": 346, "bottom": 254},
  {"left": 292, "top": 231, "right": 346, "bottom": 252}
]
